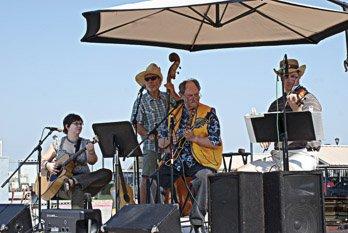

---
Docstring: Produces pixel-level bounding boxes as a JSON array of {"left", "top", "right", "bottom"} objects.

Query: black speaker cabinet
[
  {"left": 208, "top": 172, "right": 265, "bottom": 233},
  {"left": 0, "top": 204, "right": 32, "bottom": 233},
  {"left": 104, "top": 204, "right": 181, "bottom": 233},
  {"left": 263, "top": 171, "right": 325, "bottom": 233},
  {"left": 42, "top": 209, "right": 102, "bottom": 233}
]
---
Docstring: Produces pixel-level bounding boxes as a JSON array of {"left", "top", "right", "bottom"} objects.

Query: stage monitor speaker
[
  {"left": 104, "top": 204, "right": 181, "bottom": 233},
  {"left": 42, "top": 209, "right": 102, "bottom": 233},
  {"left": 208, "top": 172, "right": 264, "bottom": 233},
  {"left": 0, "top": 204, "right": 32, "bottom": 233},
  {"left": 263, "top": 171, "right": 325, "bottom": 233}
]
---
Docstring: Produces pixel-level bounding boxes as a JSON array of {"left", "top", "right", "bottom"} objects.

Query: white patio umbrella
[{"left": 81, "top": 0, "right": 348, "bottom": 51}]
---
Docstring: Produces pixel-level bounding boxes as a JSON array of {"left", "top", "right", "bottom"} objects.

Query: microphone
[
  {"left": 173, "top": 99, "right": 184, "bottom": 108},
  {"left": 139, "top": 85, "right": 146, "bottom": 94},
  {"left": 45, "top": 127, "right": 63, "bottom": 132}
]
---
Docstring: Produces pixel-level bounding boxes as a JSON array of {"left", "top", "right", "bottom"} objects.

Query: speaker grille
[
  {"left": 208, "top": 172, "right": 264, "bottom": 233},
  {"left": 209, "top": 173, "right": 239, "bottom": 233},
  {"left": 264, "top": 171, "right": 325, "bottom": 233}
]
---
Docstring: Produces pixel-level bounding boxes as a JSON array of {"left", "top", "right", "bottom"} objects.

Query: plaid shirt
[
  {"left": 131, "top": 91, "right": 168, "bottom": 152},
  {"left": 160, "top": 106, "right": 221, "bottom": 171}
]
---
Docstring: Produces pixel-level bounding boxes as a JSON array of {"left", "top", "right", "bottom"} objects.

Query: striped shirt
[{"left": 131, "top": 91, "right": 168, "bottom": 151}]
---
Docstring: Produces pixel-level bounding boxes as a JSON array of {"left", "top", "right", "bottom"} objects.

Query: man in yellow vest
[{"left": 156, "top": 79, "right": 223, "bottom": 233}]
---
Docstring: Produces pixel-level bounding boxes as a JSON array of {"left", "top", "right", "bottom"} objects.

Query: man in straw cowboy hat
[
  {"left": 238, "top": 58, "right": 322, "bottom": 172},
  {"left": 131, "top": 63, "right": 178, "bottom": 203}
]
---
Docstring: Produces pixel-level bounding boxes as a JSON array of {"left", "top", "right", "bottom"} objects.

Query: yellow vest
[{"left": 172, "top": 103, "right": 223, "bottom": 171}]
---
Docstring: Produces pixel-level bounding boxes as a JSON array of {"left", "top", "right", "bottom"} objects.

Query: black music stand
[
  {"left": 92, "top": 121, "right": 142, "bottom": 211},
  {"left": 245, "top": 111, "right": 324, "bottom": 168}
]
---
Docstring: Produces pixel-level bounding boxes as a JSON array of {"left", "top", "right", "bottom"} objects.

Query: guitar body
[
  {"left": 35, "top": 137, "right": 98, "bottom": 201},
  {"left": 40, "top": 171, "right": 68, "bottom": 201},
  {"left": 110, "top": 182, "right": 136, "bottom": 212},
  {"left": 110, "top": 160, "right": 136, "bottom": 214},
  {"left": 35, "top": 156, "right": 76, "bottom": 201}
]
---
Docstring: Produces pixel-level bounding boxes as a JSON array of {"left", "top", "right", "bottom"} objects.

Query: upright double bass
[
  {"left": 166, "top": 52, "right": 181, "bottom": 112},
  {"left": 164, "top": 53, "right": 193, "bottom": 216}
]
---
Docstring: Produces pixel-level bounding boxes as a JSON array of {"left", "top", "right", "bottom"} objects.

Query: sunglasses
[{"left": 144, "top": 76, "right": 158, "bottom": 82}]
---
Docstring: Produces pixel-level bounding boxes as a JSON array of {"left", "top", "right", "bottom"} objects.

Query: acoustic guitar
[
  {"left": 35, "top": 137, "right": 98, "bottom": 201},
  {"left": 110, "top": 160, "right": 135, "bottom": 214}
]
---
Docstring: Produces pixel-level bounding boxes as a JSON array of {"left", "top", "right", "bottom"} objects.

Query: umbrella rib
[
  {"left": 190, "top": 5, "right": 212, "bottom": 51},
  {"left": 92, "top": 9, "right": 166, "bottom": 37},
  {"left": 240, "top": 2, "right": 316, "bottom": 43},
  {"left": 219, "top": 3, "right": 229, "bottom": 24},
  {"left": 188, "top": 6, "right": 215, "bottom": 25},
  {"left": 221, "top": 3, "right": 265, "bottom": 26},
  {"left": 167, "top": 8, "right": 214, "bottom": 26}
]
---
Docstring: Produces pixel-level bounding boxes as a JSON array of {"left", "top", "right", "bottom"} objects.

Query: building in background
[{"left": 0, "top": 140, "right": 10, "bottom": 202}]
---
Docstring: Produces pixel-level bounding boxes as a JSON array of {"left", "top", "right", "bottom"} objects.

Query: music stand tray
[
  {"left": 244, "top": 111, "right": 324, "bottom": 143},
  {"left": 92, "top": 121, "right": 142, "bottom": 158}
]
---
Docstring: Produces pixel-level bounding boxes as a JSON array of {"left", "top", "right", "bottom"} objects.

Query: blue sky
[{"left": 1, "top": 0, "right": 347, "bottom": 170}]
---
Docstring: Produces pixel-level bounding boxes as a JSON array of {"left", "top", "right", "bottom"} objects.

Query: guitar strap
[{"left": 75, "top": 138, "right": 82, "bottom": 153}]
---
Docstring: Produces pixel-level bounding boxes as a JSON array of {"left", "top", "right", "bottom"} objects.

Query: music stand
[
  {"left": 92, "top": 121, "right": 142, "bottom": 212},
  {"left": 245, "top": 111, "right": 324, "bottom": 146}
]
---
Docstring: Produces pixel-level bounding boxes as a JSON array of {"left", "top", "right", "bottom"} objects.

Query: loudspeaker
[
  {"left": 42, "top": 209, "right": 102, "bottom": 233},
  {"left": 208, "top": 172, "right": 264, "bottom": 233},
  {"left": 104, "top": 204, "right": 181, "bottom": 233},
  {"left": 263, "top": 171, "right": 325, "bottom": 233},
  {"left": 0, "top": 204, "right": 32, "bottom": 233}
]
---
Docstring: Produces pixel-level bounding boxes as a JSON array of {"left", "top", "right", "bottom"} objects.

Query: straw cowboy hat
[
  {"left": 274, "top": 58, "right": 306, "bottom": 78},
  {"left": 135, "top": 63, "right": 163, "bottom": 86}
]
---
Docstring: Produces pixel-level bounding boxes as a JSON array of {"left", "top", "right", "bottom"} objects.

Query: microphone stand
[
  {"left": 169, "top": 115, "right": 175, "bottom": 204},
  {"left": 281, "top": 54, "right": 290, "bottom": 171},
  {"left": 132, "top": 87, "right": 145, "bottom": 136},
  {"left": 131, "top": 87, "right": 144, "bottom": 204},
  {"left": 112, "top": 135, "right": 120, "bottom": 213},
  {"left": 1, "top": 128, "right": 55, "bottom": 231}
]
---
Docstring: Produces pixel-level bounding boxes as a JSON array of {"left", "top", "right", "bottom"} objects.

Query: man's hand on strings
[
  {"left": 46, "top": 159, "right": 59, "bottom": 175},
  {"left": 184, "top": 129, "right": 195, "bottom": 142}
]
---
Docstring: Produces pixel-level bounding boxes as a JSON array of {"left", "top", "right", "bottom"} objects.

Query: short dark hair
[
  {"left": 178, "top": 79, "right": 201, "bottom": 95},
  {"left": 63, "top": 113, "right": 83, "bottom": 134}
]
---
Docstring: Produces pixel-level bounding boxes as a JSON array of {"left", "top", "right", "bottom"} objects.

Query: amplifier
[
  {"left": 0, "top": 204, "right": 32, "bottom": 233},
  {"left": 42, "top": 209, "right": 102, "bottom": 233}
]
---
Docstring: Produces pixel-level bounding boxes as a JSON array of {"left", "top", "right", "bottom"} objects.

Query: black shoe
[{"left": 193, "top": 226, "right": 206, "bottom": 233}]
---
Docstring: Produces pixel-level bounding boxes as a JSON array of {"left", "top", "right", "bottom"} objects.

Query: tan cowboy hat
[
  {"left": 135, "top": 63, "right": 163, "bottom": 86},
  {"left": 274, "top": 58, "right": 306, "bottom": 78}
]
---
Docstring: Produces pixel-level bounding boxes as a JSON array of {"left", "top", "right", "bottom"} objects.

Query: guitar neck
[
  {"left": 117, "top": 161, "right": 128, "bottom": 192},
  {"left": 62, "top": 139, "right": 97, "bottom": 167}
]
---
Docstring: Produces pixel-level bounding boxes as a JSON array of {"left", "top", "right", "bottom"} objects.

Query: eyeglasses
[
  {"left": 72, "top": 122, "right": 83, "bottom": 126},
  {"left": 144, "top": 76, "right": 158, "bottom": 82},
  {"left": 185, "top": 93, "right": 201, "bottom": 99}
]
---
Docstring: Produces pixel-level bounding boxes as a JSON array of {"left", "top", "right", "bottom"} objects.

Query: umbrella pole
[
  {"left": 326, "top": 0, "right": 348, "bottom": 71},
  {"left": 281, "top": 54, "right": 290, "bottom": 171}
]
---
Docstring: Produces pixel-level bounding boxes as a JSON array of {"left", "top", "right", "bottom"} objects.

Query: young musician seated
[{"left": 41, "top": 113, "right": 112, "bottom": 209}]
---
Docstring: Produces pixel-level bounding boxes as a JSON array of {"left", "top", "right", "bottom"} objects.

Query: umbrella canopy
[{"left": 81, "top": 0, "right": 348, "bottom": 51}]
